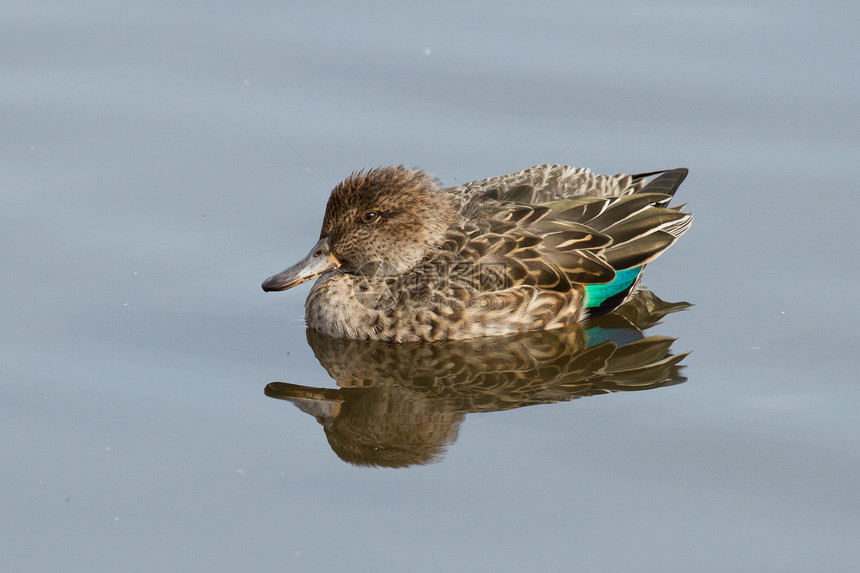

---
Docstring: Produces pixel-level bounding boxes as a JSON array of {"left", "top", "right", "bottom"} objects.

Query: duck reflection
[{"left": 265, "top": 290, "right": 691, "bottom": 468}]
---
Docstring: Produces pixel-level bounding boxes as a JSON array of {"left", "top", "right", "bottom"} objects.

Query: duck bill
[
  {"left": 261, "top": 237, "right": 341, "bottom": 292},
  {"left": 264, "top": 382, "right": 344, "bottom": 418}
]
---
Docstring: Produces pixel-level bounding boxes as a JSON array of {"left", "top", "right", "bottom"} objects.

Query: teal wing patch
[{"left": 584, "top": 266, "right": 643, "bottom": 309}]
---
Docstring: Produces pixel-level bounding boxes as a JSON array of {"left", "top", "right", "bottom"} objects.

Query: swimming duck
[{"left": 262, "top": 164, "right": 691, "bottom": 341}]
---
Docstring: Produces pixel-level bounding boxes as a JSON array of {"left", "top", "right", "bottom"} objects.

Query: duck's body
[{"left": 263, "top": 164, "right": 691, "bottom": 342}]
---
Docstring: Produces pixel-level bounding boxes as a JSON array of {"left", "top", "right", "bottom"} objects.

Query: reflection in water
[{"left": 265, "top": 290, "right": 691, "bottom": 468}]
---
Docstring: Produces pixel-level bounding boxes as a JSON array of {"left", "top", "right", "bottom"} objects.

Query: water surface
[{"left": 3, "top": 1, "right": 859, "bottom": 571}]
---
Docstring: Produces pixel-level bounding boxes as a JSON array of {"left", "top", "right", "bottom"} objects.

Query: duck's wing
[
  {"left": 454, "top": 167, "right": 691, "bottom": 280},
  {"left": 433, "top": 194, "right": 621, "bottom": 300},
  {"left": 423, "top": 167, "right": 691, "bottom": 325}
]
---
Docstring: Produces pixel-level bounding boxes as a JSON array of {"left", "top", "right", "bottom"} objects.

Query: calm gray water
[{"left": 4, "top": 1, "right": 859, "bottom": 571}]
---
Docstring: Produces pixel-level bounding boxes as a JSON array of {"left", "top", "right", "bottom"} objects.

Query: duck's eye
[{"left": 360, "top": 211, "right": 380, "bottom": 224}]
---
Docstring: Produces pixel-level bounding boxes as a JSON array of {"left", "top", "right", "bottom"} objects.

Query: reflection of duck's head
[
  {"left": 267, "top": 384, "right": 462, "bottom": 467},
  {"left": 265, "top": 290, "right": 692, "bottom": 468}
]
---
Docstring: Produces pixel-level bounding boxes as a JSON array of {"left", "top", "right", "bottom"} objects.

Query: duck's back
[{"left": 445, "top": 164, "right": 674, "bottom": 206}]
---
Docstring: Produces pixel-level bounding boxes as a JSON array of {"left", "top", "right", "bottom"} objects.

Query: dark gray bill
[{"left": 261, "top": 237, "right": 341, "bottom": 292}]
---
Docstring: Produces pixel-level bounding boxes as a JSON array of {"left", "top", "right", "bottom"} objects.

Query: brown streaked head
[
  {"left": 319, "top": 166, "right": 456, "bottom": 276},
  {"left": 262, "top": 166, "right": 456, "bottom": 292}
]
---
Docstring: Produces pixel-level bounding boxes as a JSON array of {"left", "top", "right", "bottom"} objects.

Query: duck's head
[{"left": 262, "top": 166, "right": 455, "bottom": 292}]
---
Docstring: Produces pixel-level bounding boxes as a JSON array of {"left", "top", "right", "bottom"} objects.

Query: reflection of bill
[
  {"left": 352, "top": 261, "right": 511, "bottom": 311},
  {"left": 266, "top": 289, "right": 692, "bottom": 468}
]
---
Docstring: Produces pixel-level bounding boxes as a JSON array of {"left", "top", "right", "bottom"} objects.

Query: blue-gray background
[{"left": 4, "top": 1, "right": 859, "bottom": 571}]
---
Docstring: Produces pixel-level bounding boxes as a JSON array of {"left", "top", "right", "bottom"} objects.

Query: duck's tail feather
[
  {"left": 629, "top": 167, "right": 688, "bottom": 198},
  {"left": 593, "top": 169, "right": 693, "bottom": 271}
]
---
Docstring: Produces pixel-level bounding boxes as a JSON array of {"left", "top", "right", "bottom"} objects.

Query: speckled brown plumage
[{"left": 262, "top": 163, "right": 692, "bottom": 341}]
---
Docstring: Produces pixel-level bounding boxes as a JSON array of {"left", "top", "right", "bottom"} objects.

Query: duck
[{"left": 262, "top": 163, "right": 691, "bottom": 342}]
